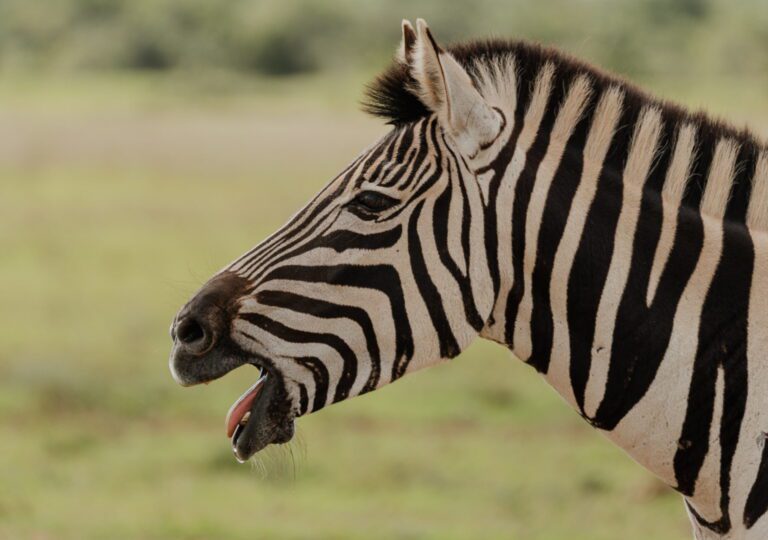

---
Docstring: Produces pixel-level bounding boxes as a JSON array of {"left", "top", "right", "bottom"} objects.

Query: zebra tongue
[{"left": 225, "top": 375, "right": 266, "bottom": 438}]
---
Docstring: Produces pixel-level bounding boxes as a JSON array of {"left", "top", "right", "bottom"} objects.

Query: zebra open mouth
[
  {"left": 224, "top": 363, "right": 295, "bottom": 463},
  {"left": 226, "top": 371, "right": 267, "bottom": 450}
]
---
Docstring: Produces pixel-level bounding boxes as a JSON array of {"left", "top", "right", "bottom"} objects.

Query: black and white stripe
[
  {"left": 226, "top": 112, "right": 493, "bottom": 415},
  {"left": 183, "top": 20, "right": 768, "bottom": 539}
]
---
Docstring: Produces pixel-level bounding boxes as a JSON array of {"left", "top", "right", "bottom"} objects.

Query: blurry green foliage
[{"left": 0, "top": 0, "right": 766, "bottom": 79}]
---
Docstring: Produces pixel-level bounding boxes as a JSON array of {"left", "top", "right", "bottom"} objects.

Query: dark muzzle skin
[
  {"left": 169, "top": 271, "right": 296, "bottom": 461},
  {"left": 169, "top": 272, "right": 253, "bottom": 386}
]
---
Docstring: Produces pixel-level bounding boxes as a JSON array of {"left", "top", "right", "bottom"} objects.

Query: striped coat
[{"left": 170, "top": 19, "right": 768, "bottom": 539}]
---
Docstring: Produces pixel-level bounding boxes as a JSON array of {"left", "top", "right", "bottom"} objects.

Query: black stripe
[
  {"left": 744, "top": 435, "right": 768, "bottom": 528},
  {"left": 586, "top": 120, "right": 675, "bottom": 428},
  {"left": 673, "top": 221, "right": 753, "bottom": 535},
  {"left": 504, "top": 70, "right": 563, "bottom": 348},
  {"left": 685, "top": 500, "right": 729, "bottom": 536},
  {"left": 379, "top": 123, "right": 447, "bottom": 225},
  {"left": 367, "top": 130, "right": 400, "bottom": 182},
  {"left": 251, "top": 225, "right": 400, "bottom": 283},
  {"left": 256, "top": 289, "right": 381, "bottom": 392},
  {"left": 230, "top": 156, "right": 362, "bottom": 271},
  {"left": 726, "top": 145, "right": 759, "bottom": 224},
  {"left": 478, "top": 102, "right": 526, "bottom": 318},
  {"left": 681, "top": 126, "right": 715, "bottom": 210},
  {"left": 297, "top": 382, "right": 309, "bottom": 415},
  {"left": 399, "top": 119, "right": 438, "bottom": 190},
  {"left": 239, "top": 174, "right": 352, "bottom": 277},
  {"left": 382, "top": 124, "right": 417, "bottom": 186},
  {"left": 384, "top": 124, "right": 414, "bottom": 181},
  {"left": 527, "top": 91, "right": 596, "bottom": 373},
  {"left": 240, "top": 312, "right": 358, "bottom": 403},
  {"left": 294, "top": 356, "right": 331, "bottom": 413},
  {"left": 262, "top": 264, "right": 414, "bottom": 379},
  {"left": 408, "top": 200, "right": 461, "bottom": 358},
  {"left": 566, "top": 101, "right": 642, "bottom": 415},
  {"left": 387, "top": 121, "right": 430, "bottom": 188},
  {"left": 592, "top": 200, "right": 704, "bottom": 430},
  {"left": 311, "top": 226, "right": 402, "bottom": 253},
  {"left": 441, "top": 135, "right": 474, "bottom": 278},
  {"left": 432, "top": 169, "right": 484, "bottom": 331},
  {"left": 249, "top": 218, "right": 337, "bottom": 282}
]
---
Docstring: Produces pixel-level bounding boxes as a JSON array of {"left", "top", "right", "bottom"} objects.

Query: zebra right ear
[{"left": 396, "top": 20, "right": 417, "bottom": 65}]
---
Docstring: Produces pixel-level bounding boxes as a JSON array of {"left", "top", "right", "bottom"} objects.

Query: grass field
[{"left": 2, "top": 71, "right": 767, "bottom": 540}]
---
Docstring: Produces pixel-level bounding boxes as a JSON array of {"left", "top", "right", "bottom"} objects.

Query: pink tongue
[{"left": 225, "top": 377, "right": 266, "bottom": 438}]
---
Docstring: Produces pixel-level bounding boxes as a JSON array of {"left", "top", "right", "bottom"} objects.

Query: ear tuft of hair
[
  {"left": 364, "top": 36, "right": 545, "bottom": 126},
  {"left": 362, "top": 52, "right": 430, "bottom": 125}
]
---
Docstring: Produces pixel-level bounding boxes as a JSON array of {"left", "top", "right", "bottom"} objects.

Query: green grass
[{"left": 2, "top": 71, "right": 767, "bottom": 540}]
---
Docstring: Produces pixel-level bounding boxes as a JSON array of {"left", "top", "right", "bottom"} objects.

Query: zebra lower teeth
[{"left": 239, "top": 412, "right": 251, "bottom": 426}]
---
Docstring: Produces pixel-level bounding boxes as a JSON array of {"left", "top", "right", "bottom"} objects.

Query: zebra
[{"left": 169, "top": 19, "right": 768, "bottom": 539}]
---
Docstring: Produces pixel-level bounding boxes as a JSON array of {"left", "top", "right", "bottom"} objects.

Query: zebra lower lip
[
  {"left": 228, "top": 368, "right": 295, "bottom": 462},
  {"left": 226, "top": 372, "right": 267, "bottom": 439}
]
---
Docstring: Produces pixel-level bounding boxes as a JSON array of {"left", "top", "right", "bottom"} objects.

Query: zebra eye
[{"left": 348, "top": 190, "right": 399, "bottom": 215}]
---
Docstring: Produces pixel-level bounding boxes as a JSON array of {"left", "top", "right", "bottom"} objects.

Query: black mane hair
[{"left": 361, "top": 38, "right": 766, "bottom": 154}]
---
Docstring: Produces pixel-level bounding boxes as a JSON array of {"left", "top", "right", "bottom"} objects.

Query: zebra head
[{"left": 169, "top": 19, "right": 508, "bottom": 462}]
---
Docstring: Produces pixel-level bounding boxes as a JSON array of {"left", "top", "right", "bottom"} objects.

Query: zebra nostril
[
  {"left": 176, "top": 317, "right": 207, "bottom": 347},
  {"left": 172, "top": 272, "right": 250, "bottom": 358}
]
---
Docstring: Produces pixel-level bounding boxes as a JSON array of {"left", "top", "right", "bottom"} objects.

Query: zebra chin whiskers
[{"left": 245, "top": 431, "right": 307, "bottom": 482}]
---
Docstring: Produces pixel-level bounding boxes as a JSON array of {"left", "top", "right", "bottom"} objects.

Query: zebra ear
[
  {"left": 410, "top": 19, "right": 502, "bottom": 154},
  {"left": 396, "top": 20, "right": 417, "bottom": 64}
]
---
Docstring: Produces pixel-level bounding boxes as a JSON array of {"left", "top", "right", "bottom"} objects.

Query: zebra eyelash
[{"left": 345, "top": 189, "right": 402, "bottom": 219}]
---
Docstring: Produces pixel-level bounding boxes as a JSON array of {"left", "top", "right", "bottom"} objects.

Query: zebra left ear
[
  {"left": 396, "top": 20, "right": 417, "bottom": 64},
  {"left": 411, "top": 19, "right": 502, "bottom": 155}
]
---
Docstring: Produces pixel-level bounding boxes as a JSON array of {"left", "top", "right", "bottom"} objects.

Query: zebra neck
[{"left": 477, "top": 63, "right": 768, "bottom": 530}]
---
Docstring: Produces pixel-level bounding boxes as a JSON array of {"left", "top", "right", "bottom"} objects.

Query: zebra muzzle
[{"left": 169, "top": 271, "right": 295, "bottom": 462}]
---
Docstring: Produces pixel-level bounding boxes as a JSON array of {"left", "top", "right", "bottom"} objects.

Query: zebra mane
[{"left": 362, "top": 37, "right": 766, "bottom": 154}]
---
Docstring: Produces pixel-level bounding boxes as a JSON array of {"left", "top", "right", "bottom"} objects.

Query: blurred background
[{"left": 2, "top": 0, "right": 767, "bottom": 538}]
